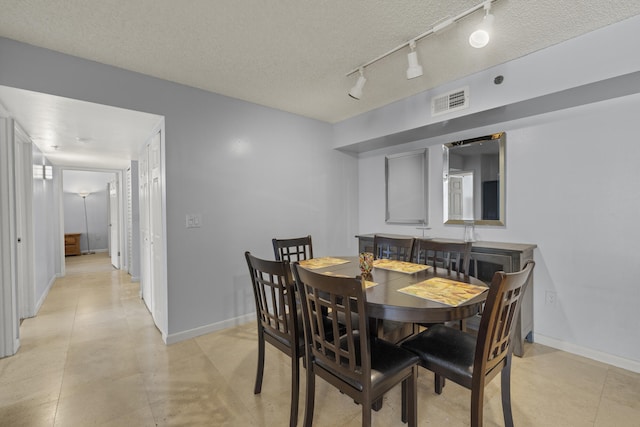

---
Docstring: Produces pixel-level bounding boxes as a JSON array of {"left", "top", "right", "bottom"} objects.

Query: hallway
[
  {"left": 1, "top": 253, "right": 639, "bottom": 426},
  {"left": 0, "top": 253, "right": 257, "bottom": 425}
]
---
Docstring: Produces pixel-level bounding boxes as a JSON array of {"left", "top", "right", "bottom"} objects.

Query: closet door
[
  {"left": 109, "top": 179, "right": 120, "bottom": 268},
  {"left": 139, "top": 143, "right": 152, "bottom": 312},
  {"left": 149, "top": 132, "right": 166, "bottom": 332}
]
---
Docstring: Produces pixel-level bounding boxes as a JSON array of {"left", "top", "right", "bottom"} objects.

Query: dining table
[
  {"left": 297, "top": 256, "right": 488, "bottom": 327},
  {"left": 297, "top": 255, "right": 489, "bottom": 411}
]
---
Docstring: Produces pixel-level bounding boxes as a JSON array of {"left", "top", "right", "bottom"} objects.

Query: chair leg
[
  {"left": 434, "top": 373, "right": 445, "bottom": 394},
  {"left": 362, "top": 398, "right": 372, "bottom": 427},
  {"left": 470, "top": 381, "right": 485, "bottom": 427},
  {"left": 501, "top": 354, "right": 514, "bottom": 427},
  {"left": 303, "top": 361, "right": 315, "bottom": 427},
  {"left": 372, "top": 397, "right": 383, "bottom": 411},
  {"left": 401, "top": 368, "right": 418, "bottom": 426},
  {"left": 254, "top": 331, "right": 265, "bottom": 394},
  {"left": 402, "top": 380, "right": 407, "bottom": 423},
  {"left": 290, "top": 356, "right": 300, "bottom": 427}
]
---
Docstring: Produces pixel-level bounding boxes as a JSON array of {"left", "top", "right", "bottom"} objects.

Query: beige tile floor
[{"left": 1, "top": 253, "right": 639, "bottom": 426}]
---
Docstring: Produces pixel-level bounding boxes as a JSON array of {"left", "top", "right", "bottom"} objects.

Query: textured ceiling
[
  {"left": 2, "top": 1, "right": 640, "bottom": 170},
  {"left": 2, "top": 0, "right": 640, "bottom": 124},
  {"left": 0, "top": 85, "right": 163, "bottom": 169}
]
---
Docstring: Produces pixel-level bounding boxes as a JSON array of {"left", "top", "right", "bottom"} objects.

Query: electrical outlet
[{"left": 545, "top": 290, "right": 556, "bottom": 306}]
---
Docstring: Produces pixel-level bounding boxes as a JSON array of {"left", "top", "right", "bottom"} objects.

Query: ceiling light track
[{"left": 346, "top": 0, "right": 497, "bottom": 98}]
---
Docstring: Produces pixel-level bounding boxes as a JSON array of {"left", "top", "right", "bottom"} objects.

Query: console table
[
  {"left": 356, "top": 233, "right": 536, "bottom": 357},
  {"left": 65, "top": 233, "right": 82, "bottom": 256}
]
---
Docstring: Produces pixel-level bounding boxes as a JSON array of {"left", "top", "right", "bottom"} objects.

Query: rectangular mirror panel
[
  {"left": 386, "top": 149, "right": 428, "bottom": 224},
  {"left": 443, "top": 132, "right": 505, "bottom": 226}
]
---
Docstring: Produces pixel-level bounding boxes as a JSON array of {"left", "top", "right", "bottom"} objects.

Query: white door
[
  {"left": 0, "top": 117, "right": 20, "bottom": 357},
  {"left": 126, "top": 167, "right": 132, "bottom": 274},
  {"left": 14, "top": 124, "right": 35, "bottom": 319},
  {"left": 109, "top": 180, "right": 120, "bottom": 268},
  {"left": 149, "top": 132, "right": 166, "bottom": 332},
  {"left": 449, "top": 171, "right": 474, "bottom": 221},
  {"left": 139, "top": 144, "right": 152, "bottom": 310},
  {"left": 448, "top": 175, "right": 464, "bottom": 220}
]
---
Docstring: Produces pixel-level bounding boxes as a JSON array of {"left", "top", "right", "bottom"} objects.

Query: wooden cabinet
[
  {"left": 65, "top": 233, "right": 81, "bottom": 256},
  {"left": 466, "top": 241, "right": 536, "bottom": 357},
  {"left": 356, "top": 234, "right": 536, "bottom": 357}
]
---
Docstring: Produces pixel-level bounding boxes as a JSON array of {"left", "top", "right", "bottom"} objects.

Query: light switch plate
[{"left": 185, "top": 214, "right": 202, "bottom": 228}]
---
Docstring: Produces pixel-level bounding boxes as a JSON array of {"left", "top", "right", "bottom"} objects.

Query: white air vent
[{"left": 431, "top": 87, "right": 469, "bottom": 117}]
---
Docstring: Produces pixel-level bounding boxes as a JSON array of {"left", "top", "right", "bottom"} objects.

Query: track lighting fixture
[
  {"left": 406, "top": 40, "right": 423, "bottom": 80},
  {"left": 348, "top": 68, "right": 367, "bottom": 100},
  {"left": 345, "top": 0, "right": 498, "bottom": 97},
  {"left": 469, "top": 1, "right": 494, "bottom": 48}
]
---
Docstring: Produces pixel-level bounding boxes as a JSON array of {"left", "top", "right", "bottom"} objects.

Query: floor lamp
[{"left": 78, "top": 192, "right": 95, "bottom": 255}]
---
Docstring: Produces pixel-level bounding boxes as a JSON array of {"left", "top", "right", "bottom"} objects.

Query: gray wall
[{"left": 0, "top": 36, "right": 359, "bottom": 339}]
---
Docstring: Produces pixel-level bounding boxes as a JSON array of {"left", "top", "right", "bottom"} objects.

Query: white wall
[
  {"left": 357, "top": 94, "right": 640, "bottom": 369},
  {"left": 0, "top": 37, "right": 359, "bottom": 340},
  {"left": 32, "top": 145, "right": 57, "bottom": 309}
]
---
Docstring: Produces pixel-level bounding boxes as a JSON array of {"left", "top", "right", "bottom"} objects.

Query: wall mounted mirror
[
  {"left": 443, "top": 132, "right": 505, "bottom": 226},
  {"left": 386, "top": 149, "right": 428, "bottom": 224}
]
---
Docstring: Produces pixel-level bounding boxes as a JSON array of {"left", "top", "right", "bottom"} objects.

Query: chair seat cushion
[
  {"left": 316, "top": 334, "right": 418, "bottom": 392},
  {"left": 370, "top": 337, "right": 419, "bottom": 389},
  {"left": 401, "top": 324, "right": 476, "bottom": 388}
]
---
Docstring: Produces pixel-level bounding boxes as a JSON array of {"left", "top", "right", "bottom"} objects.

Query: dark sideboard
[{"left": 356, "top": 233, "right": 536, "bottom": 357}]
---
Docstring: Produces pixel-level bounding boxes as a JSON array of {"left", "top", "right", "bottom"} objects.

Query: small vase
[{"left": 359, "top": 252, "right": 374, "bottom": 275}]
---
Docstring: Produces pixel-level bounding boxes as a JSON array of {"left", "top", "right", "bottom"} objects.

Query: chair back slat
[
  {"left": 293, "top": 264, "right": 371, "bottom": 387},
  {"left": 245, "top": 252, "right": 298, "bottom": 345},
  {"left": 413, "top": 239, "right": 472, "bottom": 275},
  {"left": 373, "top": 235, "right": 415, "bottom": 262},
  {"left": 272, "top": 235, "right": 313, "bottom": 262},
  {"left": 475, "top": 260, "right": 534, "bottom": 379}
]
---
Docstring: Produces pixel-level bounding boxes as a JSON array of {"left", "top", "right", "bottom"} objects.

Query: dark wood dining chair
[
  {"left": 412, "top": 239, "right": 472, "bottom": 275},
  {"left": 412, "top": 239, "right": 475, "bottom": 333},
  {"left": 372, "top": 235, "right": 416, "bottom": 343},
  {"left": 292, "top": 263, "right": 419, "bottom": 427},
  {"left": 273, "top": 235, "right": 313, "bottom": 262},
  {"left": 372, "top": 235, "right": 415, "bottom": 262},
  {"left": 245, "top": 252, "right": 303, "bottom": 427},
  {"left": 401, "top": 260, "right": 535, "bottom": 427}
]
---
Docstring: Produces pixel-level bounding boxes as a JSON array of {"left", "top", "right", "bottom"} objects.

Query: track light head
[
  {"left": 469, "top": 2, "right": 494, "bottom": 48},
  {"left": 406, "top": 41, "right": 423, "bottom": 79},
  {"left": 348, "top": 68, "right": 367, "bottom": 99}
]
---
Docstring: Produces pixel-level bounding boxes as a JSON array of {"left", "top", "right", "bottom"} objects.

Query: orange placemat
[
  {"left": 398, "top": 277, "right": 487, "bottom": 306},
  {"left": 298, "top": 257, "right": 349, "bottom": 269},
  {"left": 372, "top": 259, "right": 430, "bottom": 274}
]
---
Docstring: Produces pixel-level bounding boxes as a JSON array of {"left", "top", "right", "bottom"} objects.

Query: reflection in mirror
[{"left": 443, "top": 132, "right": 505, "bottom": 226}]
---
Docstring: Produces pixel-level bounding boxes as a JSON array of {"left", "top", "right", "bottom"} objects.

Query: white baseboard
[
  {"left": 82, "top": 248, "right": 108, "bottom": 254},
  {"left": 534, "top": 333, "right": 640, "bottom": 374},
  {"left": 165, "top": 313, "right": 255, "bottom": 345},
  {"left": 34, "top": 274, "right": 57, "bottom": 315},
  {"left": 130, "top": 276, "right": 140, "bottom": 282}
]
